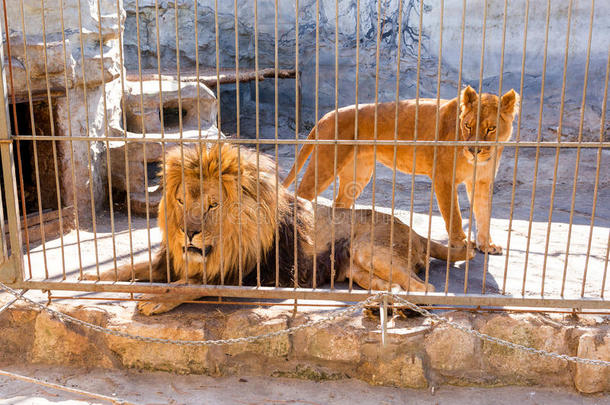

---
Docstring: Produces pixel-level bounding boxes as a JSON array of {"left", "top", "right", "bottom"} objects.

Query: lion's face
[
  {"left": 172, "top": 178, "right": 223, "bottom": 264},
  {"left": 459, "top": 86, "right": 519, "bottom": 164},
  {"left": 160, "top": 144, "right": 285, "bottom": 282}
]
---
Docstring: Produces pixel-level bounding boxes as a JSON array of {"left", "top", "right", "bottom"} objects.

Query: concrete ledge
[{"left": 0, "top": 296, "right": 608, "bottom": 393}]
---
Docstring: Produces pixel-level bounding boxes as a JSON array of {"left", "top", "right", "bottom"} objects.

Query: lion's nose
[{"left": 186, "top": 229, "right": 201, "bottom": 240}]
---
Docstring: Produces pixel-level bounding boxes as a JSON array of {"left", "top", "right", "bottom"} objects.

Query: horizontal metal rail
[
  {"left": 2, "top": 135, "right": 609, "bottom": 148},
  {"left": 11, "top": 280, "right": 609, "bottom": 310}
]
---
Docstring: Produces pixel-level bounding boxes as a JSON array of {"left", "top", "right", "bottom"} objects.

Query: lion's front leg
[
  {"left": 136, "top": 279, "right": 203, "bottom": 316},
  {"left": 466, "top": 180, "right": 502, "bottom": 255},
  {"left": 434, "top": 179, "right": 468, "bottom": 248}
]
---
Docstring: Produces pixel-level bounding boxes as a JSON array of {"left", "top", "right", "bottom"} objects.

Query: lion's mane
[{"left": 157, "top": 144, "right": 335, "bottom": 287}]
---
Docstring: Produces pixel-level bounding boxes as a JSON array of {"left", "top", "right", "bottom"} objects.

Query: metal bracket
[{"left": 380, "top": 296, "right": 388, "bottom": 347}]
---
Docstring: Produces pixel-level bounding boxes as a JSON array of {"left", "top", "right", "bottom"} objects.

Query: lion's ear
[
  {"left": 501, "top": 89, "right": 520, "bottom": 117},
  {"left": 460, "top": 86, "right": 477, "bottom": 111}
]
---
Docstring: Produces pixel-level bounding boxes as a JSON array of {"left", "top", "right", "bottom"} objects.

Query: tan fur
[
  {"left": 84, "top": 144, "right": 474, "bottom": 315},
  {"left": 284, "top": 86, "right": 520, "bottom": 254}
]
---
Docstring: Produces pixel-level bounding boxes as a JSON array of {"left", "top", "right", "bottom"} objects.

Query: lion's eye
[
  {"left": 176, "top": 197, "right": 184, "bottom": 205},
  {"left": 464, "top": 123, "right": 471, "bottom": 130},
  {"left": 209, "top": 202, "right": 219, "bottom": 210},
  {"left": 487, "top": 126, "right": 496, "bottom": 134}
]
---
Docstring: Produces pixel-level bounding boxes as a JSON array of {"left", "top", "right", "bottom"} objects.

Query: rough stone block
[
  {"left": 221, "top": 310, "right": 291, "bottom": 357},
  {"left": 294, "top": 321, "right": 362, "bottom": 362},
  {"left": 30, "top": 307, "right": 113, "bottom": 368},
  {"left": 425, "top": 316, "right": 479, "bottom": 374},
  {"left": 359, "top": 356, "right": 428, "bottom": 389},
  {"left": 480, "top": 314, "right": 571, "bottom": 385},
  {"left": 106, "top": 319, "right": 209, "bottom": 374},
  {"left": 574, "top": 332, "right": 610, "bottom": 394}
]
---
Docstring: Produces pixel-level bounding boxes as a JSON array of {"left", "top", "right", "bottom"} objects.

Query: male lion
[
  {"left": 283, "top": 86, "right": 519, "bottom": 254},
  {"left": 84, "top": 144, "right": 473, "bottom": 315}
]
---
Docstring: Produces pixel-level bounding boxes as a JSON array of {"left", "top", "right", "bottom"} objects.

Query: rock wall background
[{"left": 123, "top": 0, "right": 609, "bottom": 142}]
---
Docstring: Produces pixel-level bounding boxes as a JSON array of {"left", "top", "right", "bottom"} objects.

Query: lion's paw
[
  {"left": 476, "top": 241, "right": 503, "bottom": 255},
  {"left": 136, "top": 300, "right": 181, "bottom": 316}
]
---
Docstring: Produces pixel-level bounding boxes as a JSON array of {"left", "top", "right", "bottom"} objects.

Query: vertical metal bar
[
  {"left": 58, "top": 0, "right": 84, "bottom": 279},
  {"left": 502, "top": 0, "right": 530, "bottom": 294},
  {"left": 329, "top": 0, "right": 340, "bottom": 289},
  {"left": 444, "top": 0, "right": 467, "bottom": 294},
  {"left": 114, "top": 0, "right": 135, "bottom": 278},
  {"left": 213, "top": 0, "right": 223, "bottom": 284},
  {"left": 234, "top": 0, "right": 243, "bottom": 286},
  {"left": 1, "top": 0, "right": 32, "bottom": 278},
  {"left": 153, "top": 0, "right": 171, "bottom": 282},
  {"left": 522, "top": 0, "right": 551, "bottom": 296},
  {"left": 540, "top": 0, "right": 574, "bottom": 296},
  {"left": 463, "top": 0, "right": 489, "bottom": 295},
  {"left": 274, "top": 0, "right": 280, "bottom": 287},
  {"left": 348, "top": 0, "right": 360, "bottom": 293},
  {"left": 293, "top": 0, "right": 300, "bottom": 290},
  {"left": 134, "top": 0, "right": 155, "bottom": 281},
  {"left": 0, "top": 19, "right": 23, "bottom": 282},
  {"left": 583, "top": 49, "right": 610, "bottom": 298},
  {"left": 174, "top": 0, "right": 189, "bottom": 284},
  {"left": 424, "top": 0, "right": 445, "bottom": 293},
  {"left": 481, "top": 0, "right": 509, "bottom": 294},
  {"left": 369, "top": 0, "right": 382, "bottom": 291},
  {"left": 406, "top": 0, "right": 425, "bottom": 293},
  {"left": 39, "top": 0, "right": 67, "bottom": 279},
  {"left": 602, "top": 230, "right": 610, "bottom": 299},
  {"left": 94, "top": 0, "right": 119, "bottom": 276},
  {"left": 561, "top": 0, "right": 595, "bottom": 297},
  {"left": 389, "top": 0, "right": 405, "bottom": 292},
  {"left": 254, "top": 0, "right": 261, "bottom": 287},
  {"left": 75, "top": 0, "right": 101, "bottom": 278},
  {"left": 312, "top": 0, "right": 319, "bottom": 289},
  {"left": 194, "top": 0, "right": 207, "bottom": 286},
  {"left": 18, "top": 0, "right": 49, "bottom": 278}
]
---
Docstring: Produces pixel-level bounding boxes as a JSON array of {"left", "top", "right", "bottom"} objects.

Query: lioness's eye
[
  {"left": 464, "top": 123, "right": 471, "bottom": 130},
  {"left": 209, "top": 202, "right": 219, "bottom": 210},
  {"left": 487, "top": 126, "right": 496, "bottom": 133}
]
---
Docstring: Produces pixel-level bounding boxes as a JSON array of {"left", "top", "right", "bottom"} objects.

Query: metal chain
[{"left": 1, "top": 281, "right": 608, "bottom": 367}]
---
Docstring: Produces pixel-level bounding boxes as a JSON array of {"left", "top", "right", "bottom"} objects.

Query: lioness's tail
[
  {"left": 427, "top": 240, "right": 474, "bottom": 262},
  {"left": 282, "top": 129, "right": 316, "bottom": 188}
]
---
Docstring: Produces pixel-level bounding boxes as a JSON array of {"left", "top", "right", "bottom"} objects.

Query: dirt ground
[{"left": 0, "top": 364, "right": 608, "bottom": 405}]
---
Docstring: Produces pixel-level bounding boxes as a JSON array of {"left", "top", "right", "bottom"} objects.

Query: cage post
[{"left": 0, "top": 36, "right": 23, "bottom": 283}]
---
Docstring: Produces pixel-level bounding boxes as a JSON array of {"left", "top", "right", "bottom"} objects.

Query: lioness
[
  {"left": 283, "top": 86, "right": 519, "bottom": 254},
  {"left": 83, "top": 144, "right": 473, "bottom": 315}
]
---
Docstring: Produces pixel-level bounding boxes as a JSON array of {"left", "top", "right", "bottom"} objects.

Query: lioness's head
[
  {"left": 160, "top": 144, "right": 285, "bottom": 281},
  {"left": 459, "top": 86, "right": 520, "bottom": 164}
]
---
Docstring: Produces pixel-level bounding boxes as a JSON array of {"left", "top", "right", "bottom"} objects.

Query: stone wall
[
  {"left": 3, "top": 0, "right": 126, "bottom": 222},
  {"left": 122, "top": 0, "right": 609, "bottom": 141}
]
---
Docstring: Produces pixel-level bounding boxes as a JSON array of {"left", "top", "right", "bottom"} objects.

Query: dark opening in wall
[
  {"left": 1, "top": 101, "right": 72, "bottom": 246},
  {"left": 161, "top": 106, "right": 187, "bottom": 129}
]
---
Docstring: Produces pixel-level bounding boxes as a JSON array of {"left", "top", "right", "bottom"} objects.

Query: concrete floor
[{"left": 0, "top": 364, "right": 608, "bottom": 405}]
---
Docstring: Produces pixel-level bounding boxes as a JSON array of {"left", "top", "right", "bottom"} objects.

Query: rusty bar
[
  {"left": 10, "top": 280, "right": 610, "bottom": 310},
  {"left": 0, "top": 18, "right": 23, "bottom": 282}
]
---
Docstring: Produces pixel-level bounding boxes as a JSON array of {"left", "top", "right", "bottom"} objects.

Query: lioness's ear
[
  {"left": 460, "top": 85, "right": 477, "bottom": 111},
  {"left": 501, "top": 89, "right": 520, "bottom": 117}
]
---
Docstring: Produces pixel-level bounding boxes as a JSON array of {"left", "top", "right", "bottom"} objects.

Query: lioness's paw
[
  {"left": 136, "top": 300, "right": 181, "bottom": 316},
  {"left": 450, "top": 238, "right": 475, "bottom": 250},
  {"left": 477, "top": 242, "right": 503, "bottom": 255}
]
